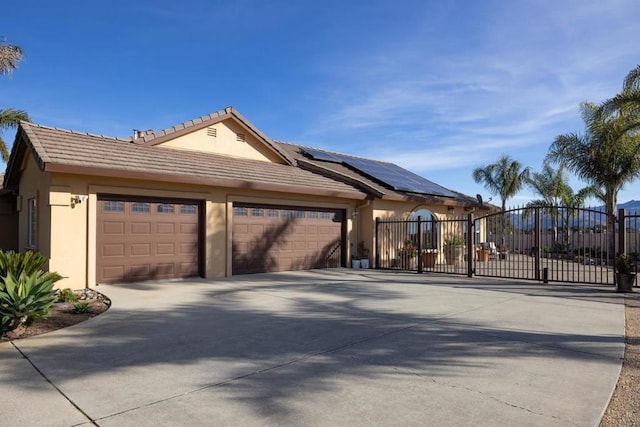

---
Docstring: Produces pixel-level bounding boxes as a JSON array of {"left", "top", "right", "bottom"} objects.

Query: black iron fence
[
  {"left": 375, "top": 207, "right": 640, "bottom": 286},
  {"left": 621, "top": 210, "right": 640, "bottom": 275},
  {"left": 474, "top": 207, "right": 614, "bottom": 285},
  {"left": 375, "top": 215, "right": 471, "bottom": 276}
]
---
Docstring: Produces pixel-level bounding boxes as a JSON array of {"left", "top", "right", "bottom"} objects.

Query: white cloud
[{"left": 299, "top": 1, "right": 640, "bottom": 204}]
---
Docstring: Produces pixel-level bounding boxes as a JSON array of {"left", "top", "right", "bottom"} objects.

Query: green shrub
[
  {"left": 0, "top": 250, "right": 49, "bottom": 279},
  {"left": 57, "top": 288, "right": 78, "bottom": 303},
  {"left": 443, "top": 236, "right": 465, "bottom": 246},
  {"left": 72, "top": 302, "right": 91, "bottom": 314},
  {"left": 0, "top": 270, "right": 61, "bottom": 332},
  {"left": 615, "top": 253, "right": 635, "bottom": 275}
]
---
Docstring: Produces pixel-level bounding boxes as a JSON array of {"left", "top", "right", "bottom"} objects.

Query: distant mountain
[
  {"left": 616, "top": 200, "right": 640, "bottom": 213},
  {"left": 502, "top": 200, "right": 640, "bottom": 230}
]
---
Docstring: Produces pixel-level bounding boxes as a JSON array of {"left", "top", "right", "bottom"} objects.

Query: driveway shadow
[{"left": 1, "top": 271, "right": 625, "bottom": 425}]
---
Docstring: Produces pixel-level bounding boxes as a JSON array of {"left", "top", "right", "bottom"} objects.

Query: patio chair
[{"left": 482, "top": 242, "right": 498, "bottom": 260}]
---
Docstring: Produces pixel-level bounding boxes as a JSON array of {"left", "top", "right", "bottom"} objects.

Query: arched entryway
[{"left": 409, "top": 208, "right": 438, "bottom": 250}]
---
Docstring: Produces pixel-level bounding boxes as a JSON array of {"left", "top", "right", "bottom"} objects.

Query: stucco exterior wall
[
  {"left": 18, "top": 153, "right": 52, "bottom": 262},
  {"left": 0, "top": 194, "right": 18, "bottom": 251},
  {"left": 159, "top": 119, "right": 285, "bottom": 164},
  {"left": 43, "top": 172, "right": 359, "bottom": 288},
  {"left": 11, "top": 155, "right": 478, "bottom": 288},
  {"left": 369, "top": 199, "right": 474, "bottom": 266}
]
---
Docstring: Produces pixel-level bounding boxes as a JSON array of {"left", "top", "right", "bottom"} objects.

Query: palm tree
[
  {"left": 598, "top": 64, "right": 640, "bottom": 120},
  {"left": 0, "top": 42, "right": 30, "bottom": 162},
  {"left": 473, "top": 155, "right": 529, "bottom": 247},
  {"left": 524, "top": 163, "right": 571, "bottom": 248},
  {"left": 558, "top": 185, "right": 593, "bottom": 252},
  {"left": 0, "top": 108, "right": 30, "bottom": 161},
  {"left": 546, "top": 102, "right": 640, "bottom": 263},
  {"left": 0, "top": 43, "right": 24, "bottom": 75},
  {"left": 472, "top": 155, "right": 530, "bottom": 212}
]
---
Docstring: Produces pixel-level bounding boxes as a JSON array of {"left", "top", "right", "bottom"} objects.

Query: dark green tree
[
  {"left": 546, "top": 102, "right": 640, "bottom": 262},
  {"left": 472, "top": 155, "right": 530, "bottom": 212}
]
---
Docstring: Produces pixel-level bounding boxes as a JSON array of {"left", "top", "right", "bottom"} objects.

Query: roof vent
[
  {"left": 236, "top": 133, "right": 246, "bottom": 142},
  {"left": 207, "top": 127, "right": 217, "bottom": 138},
  {"left": 132, "top": 129, "right": 146, "bottom": 140}
]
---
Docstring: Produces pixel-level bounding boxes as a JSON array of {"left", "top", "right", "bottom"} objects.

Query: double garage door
[
  {"left": 96, "top": 196, "right": 202, "bottom": 284},
  {"left": 96, "top": 197, "right": 345, "bottom": 282},
  {"left": 232, "top": 204, "right": 345, "bottom": 275}
]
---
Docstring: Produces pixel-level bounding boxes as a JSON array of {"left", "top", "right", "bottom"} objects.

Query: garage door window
[
  {"left": 103, "top": 201, "right": 124, "bottom": 212},
  {"left": 157, "top": 204, "right": 175, "bottom": 213},
  {"left": 180, "top": 205, "right": 197, "bottom": 215},
  {"left": 234, "top": 207, "right": 248, "bottom": 216},
  {"left": 132, "top": 202, "right": 150, "bottom": 213}
]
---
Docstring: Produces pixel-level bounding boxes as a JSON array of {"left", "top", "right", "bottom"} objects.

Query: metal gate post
[
  {"left": 375, "top": 217, "right": 380, "bottom": 269},
  {"left": 467, "top": 213, "right": 474, "bottom": 277},
  {"left": 417, "top": 216, "right": 423, "bottom": 274},
  {"left": 618, "top": 208, "right": 626, "bottom": 255},
  {"left": 534, "top": 207, "right": 541, "bottom": 281}
]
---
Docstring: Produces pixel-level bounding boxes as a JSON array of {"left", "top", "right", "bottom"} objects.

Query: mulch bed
[{"left": 1, "top": 291, "right": 110, "bottom": 341}]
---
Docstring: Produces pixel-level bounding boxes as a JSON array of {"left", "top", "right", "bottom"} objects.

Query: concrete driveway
[{"left": 0, "top": 270, "right": 625, "bottom": 426}]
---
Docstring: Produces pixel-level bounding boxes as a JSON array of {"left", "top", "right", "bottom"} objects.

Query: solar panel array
[{"left": 302, "top": 148, "right": 457, "bottom": 198}]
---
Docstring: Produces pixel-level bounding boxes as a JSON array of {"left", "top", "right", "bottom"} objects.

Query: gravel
[{"left": 600, "top": 292, "right": 640, "bottom": 426}]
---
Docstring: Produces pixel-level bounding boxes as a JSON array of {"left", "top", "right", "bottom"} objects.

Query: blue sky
[{"left": 3, "top": 0, "right": 640, "bottom": 206}]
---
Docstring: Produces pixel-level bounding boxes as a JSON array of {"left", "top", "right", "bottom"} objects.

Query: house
[{"left": 1, "top": 106, "right": 481, "bottom": 288}]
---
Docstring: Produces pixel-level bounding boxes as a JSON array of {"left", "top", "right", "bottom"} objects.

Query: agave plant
[
  {"left": 0, "top": 250, "right": 49, "bottom": 279},
  {"left": 0, "top": 270, "right": 61, "bottom": 332}
]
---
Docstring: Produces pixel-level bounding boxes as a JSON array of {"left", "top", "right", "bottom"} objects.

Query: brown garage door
[
  {"left": 97, "top": 197, "right": 201, "bottom": 284},
  {"left": 232, "top": 205, "right": 344, "bottom": 275}
]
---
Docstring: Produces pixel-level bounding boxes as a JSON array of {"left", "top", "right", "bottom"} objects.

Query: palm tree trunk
[
  {"left": 501, "top": 199, "right": 506, "bottom": 247},
  {"left": 606, "top": 194, "right": 617, "bottom": 267}
]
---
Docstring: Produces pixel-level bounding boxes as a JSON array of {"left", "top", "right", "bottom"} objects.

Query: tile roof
[
  {"left": 137, "top": 106, "right": 295, "bottom": 165},
  {"left": 4, "top": 107, "right": 481, "bottom": 208},
  {"left": 137, "top": 107, "right": 230, "bottom": 144},
  {"left": 13, "top": 122, "right": 366, "bottom": 199}
]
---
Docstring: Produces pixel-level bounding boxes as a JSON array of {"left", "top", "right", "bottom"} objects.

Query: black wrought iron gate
[{"left": 374, "top": 206, "right": 637, "bottom": 286}]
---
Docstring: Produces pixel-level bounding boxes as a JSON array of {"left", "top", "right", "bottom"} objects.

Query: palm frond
[
  {"left": 0, "top": 136, "right": 8, "bottom": 162},
  {"left": 472, "top": 155, "right": 528, "bottom": 211},
  {"left": 0, "top": 44, "right": 24, "bottom": 75},
  {"left": 0, "top": 108, "right": 30, "bottom": 131},
  {"left": 623, "top": 64, "right": 640, "bottom": 92}
]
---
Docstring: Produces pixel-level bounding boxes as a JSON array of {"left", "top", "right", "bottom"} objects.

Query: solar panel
[
  {"left": 301, "top": 148, "right": 343, "bottom": 163},
  {"left": 302, "top": 148, "right": 457, "bottom": 198}
]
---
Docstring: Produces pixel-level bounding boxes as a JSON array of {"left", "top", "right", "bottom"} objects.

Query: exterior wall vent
[
  {"left": 207, "top": 127, "right": 217, "bottom": 138},
  {"left": 236, "top": 133, "right": 246, "bottom": 142}
]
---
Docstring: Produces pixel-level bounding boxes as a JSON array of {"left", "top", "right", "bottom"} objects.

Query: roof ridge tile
[
  {"left": 139, "top": 107, "right": 230, "bottom": 144},
  {"left": 23, "top": 122, "right": 130, "bottom": 142}
]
